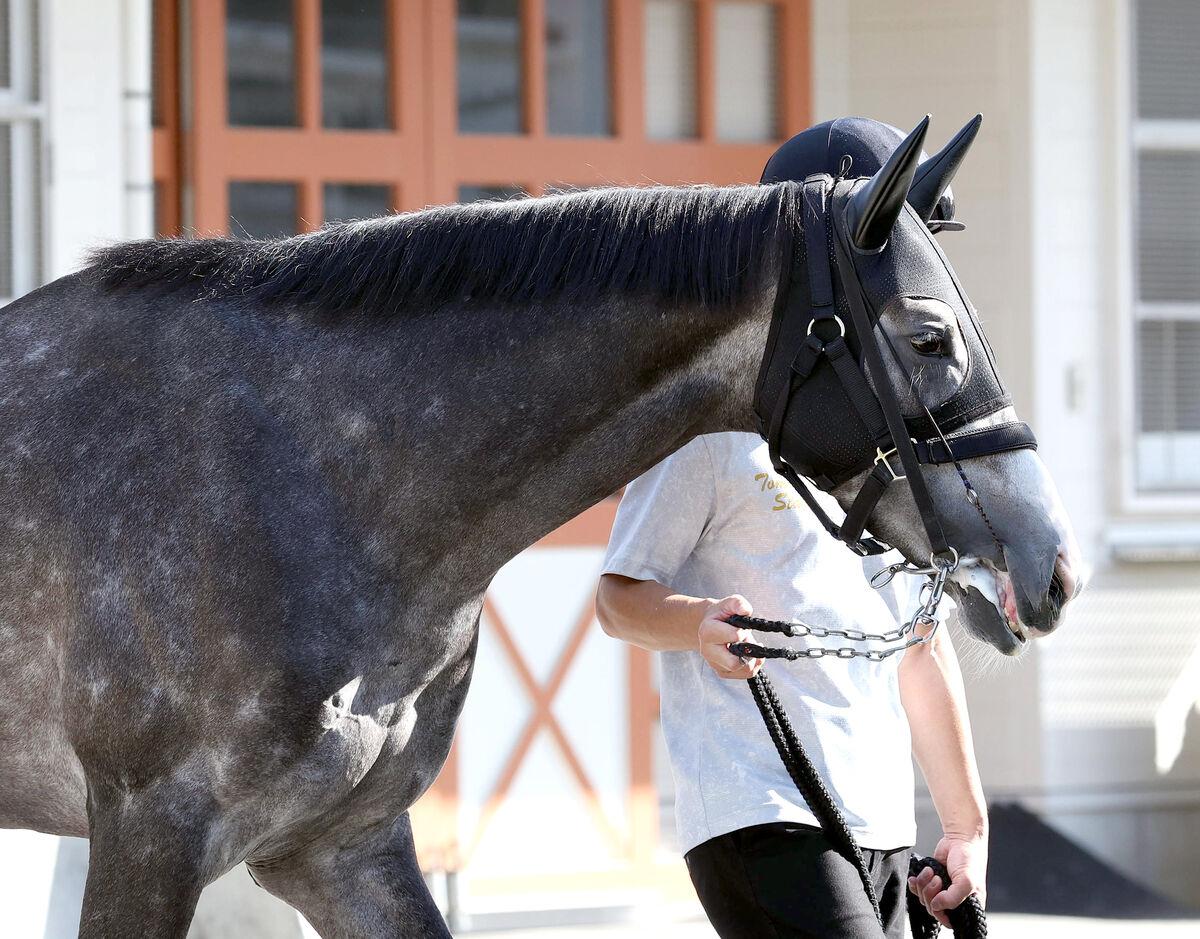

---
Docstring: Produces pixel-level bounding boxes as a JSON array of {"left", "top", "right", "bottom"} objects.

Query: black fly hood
[{"left": 754, "top": 116, "right": 1036, "bottom": 559}]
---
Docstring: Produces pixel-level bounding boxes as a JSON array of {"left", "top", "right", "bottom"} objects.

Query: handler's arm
[
  {"left": 596, "top": 574, "right": 763, "bottom": 678},
  {"left": 898, "top": 623, "right": 988, "bottom": 928}
]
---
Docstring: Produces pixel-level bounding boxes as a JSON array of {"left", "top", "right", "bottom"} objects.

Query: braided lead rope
[
  {"left": 908, "top": 857, "right": 989, "bottom": 939},
  {"left": 748, "top": 669, "right": 989, "bottom": 937},
  {"left": 748, "top": 671, "right": 883, "bottom": 925}
]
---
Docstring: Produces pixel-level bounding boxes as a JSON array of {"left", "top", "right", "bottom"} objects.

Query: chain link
[{"left": 727, "top": 552, "right": 958, "bottom": 662}]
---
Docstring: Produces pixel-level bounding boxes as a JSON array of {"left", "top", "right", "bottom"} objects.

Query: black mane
[{"left": 90, "top": 183, "right": 801, "bottom": 314}]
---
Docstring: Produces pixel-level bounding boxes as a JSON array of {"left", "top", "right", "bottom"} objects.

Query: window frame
[
  {"left": 1120, "top": 0, "right": 1200, "bottom": 511},
  {"left": 0, "top": 0, "right": 47, "bottom": 305}
]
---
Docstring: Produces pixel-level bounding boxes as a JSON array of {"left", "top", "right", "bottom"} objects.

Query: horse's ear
[
  {"left": 907, "top": 114, "right": 982, "bottom": 223},
  {"left": 846, "top": 115, "right": 930, "bottom": 251}
]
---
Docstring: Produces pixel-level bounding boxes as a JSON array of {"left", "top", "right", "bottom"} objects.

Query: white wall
[{"left": 44, "top": 0, "right": 152, "bottom": 279}]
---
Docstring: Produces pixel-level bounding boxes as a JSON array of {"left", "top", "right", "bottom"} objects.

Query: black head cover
[
  {"left": 755, "top": 116, "right": 1011, "bottom": 490},
  {"left": 761, "top": 116, "right": 974, "bottom": 232}
]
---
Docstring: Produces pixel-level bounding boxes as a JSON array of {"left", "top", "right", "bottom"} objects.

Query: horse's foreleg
[
  {"left": 249, "top": 812, "right": 451, "bottom": 939},
  {"left": 77, "top": 787, "right": 217, "bottom": 939}
]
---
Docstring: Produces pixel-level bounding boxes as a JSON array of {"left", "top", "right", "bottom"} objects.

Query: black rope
[
  {"left": 748, "top": 672, "right": 883, "bottom": 921},
  {"left": 908, "top": 856, "right": 989, "bottom": 939},
  {"left": 746, "top": 669, "right": 988, "bottom": 937}
]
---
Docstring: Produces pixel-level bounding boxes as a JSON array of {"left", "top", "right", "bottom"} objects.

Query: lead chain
[{"left": 727, "top": 558, "right": 955, "bottom": 662}]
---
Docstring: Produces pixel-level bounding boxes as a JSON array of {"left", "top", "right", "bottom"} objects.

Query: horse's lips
[{"left": 948, "top": 562, "right": 1027, "bottom": 650}]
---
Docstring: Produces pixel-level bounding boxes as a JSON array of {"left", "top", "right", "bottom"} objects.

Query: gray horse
[{"left": 0, "top": 120, "right": 1079, "bottom": 937}]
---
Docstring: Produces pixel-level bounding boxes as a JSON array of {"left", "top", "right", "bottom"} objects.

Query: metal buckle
[{"left": 873, "top": 446, "right": 905, "bottom": 481}]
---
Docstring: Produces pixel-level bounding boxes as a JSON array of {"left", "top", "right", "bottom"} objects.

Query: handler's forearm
[
  {"left": 595, "top": 574, "right": 711, "bottom": 652},
  {"left": 899, "top": 628, "right": 988, "bottom": 840}
]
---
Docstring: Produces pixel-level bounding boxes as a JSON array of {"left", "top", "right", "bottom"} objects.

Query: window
[
  {"left": 226, "top": 0, "right": 297, "bottom": 127},
  {"left": 324, "top": 183, "right": 392, "bottom": 222},
  {"left": 229, "top": 181, "right": 299, "bottom": 238},
  {"left": 322, "top": 0, "right": 389, "bottom": 130},
  {"left": 457, "top": 0, "right": 523, "bottom": 133},
  {"left": 643, "top": 0, "right": 697, "bottom": 140},
  {"left": 0, "top": 0, "right": 44, "bottom": 304},
  {"left": 714, "top": 1, "right": 777, "bottom": 142},
  {"left": 458, "top": 184, "right": 525, "bottom": 203},
  {"left": 546, "top": 0, "right": 610, "bottom": 136},
  {"left": 1132, "top": 0, "right": 1200, "bottom": 491}
]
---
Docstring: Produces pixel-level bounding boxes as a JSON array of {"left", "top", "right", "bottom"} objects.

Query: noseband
[{"left": 754, "top": 175, "right": 1037, "bottom": 563}]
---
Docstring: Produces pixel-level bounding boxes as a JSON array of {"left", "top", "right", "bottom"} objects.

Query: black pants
[{"left": 684, "top": 823, "right": 909, "bottom": 939}]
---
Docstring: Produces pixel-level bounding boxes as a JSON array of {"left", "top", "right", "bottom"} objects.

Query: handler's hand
[
  {"left": 698, "top": 595, "right": 764, "bottom": 680},
  {"left": 908, "top": 834, "right": 988, "bottom": 929}
]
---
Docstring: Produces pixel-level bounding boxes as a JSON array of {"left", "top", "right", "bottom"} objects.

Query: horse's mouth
[{"left": 946, "top": 564, "right": 1026, "bottom": 655}]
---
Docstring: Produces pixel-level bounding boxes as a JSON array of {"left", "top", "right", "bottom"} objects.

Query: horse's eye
[{"left": 910, "top": 331, "right": 945, "bottom": 356}]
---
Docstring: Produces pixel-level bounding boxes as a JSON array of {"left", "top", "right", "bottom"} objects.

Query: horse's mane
[{"left": 89, "top": 182, "right": 801, "bottom": 314}]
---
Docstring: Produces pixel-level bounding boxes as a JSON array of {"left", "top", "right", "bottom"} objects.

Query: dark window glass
[
  {"left": 151, "top": 0, "right": 165, "bottom": 126},
  {"left": 0, "top": 124, "right": 11, "bottom": 297},
  {"left": 229, "top": 181, "right": 298, "bottom": 238},
  {"left": 1138, "top": 152, "right": 1200, "bottom": 302},
  {"left": 324, "top": 183, "right": 391, "bottom": 222},
  {"left": 1139, "top": 320, "right": 1200, "bottom": 433},
  {"left": 1137, "top": 0, "right": 1200, "bottom": 120},
  {"left": 546, "top": 0, "right": 610, "bottom": 136},
  {"left": 322, "top": 0, "right": 389, "bottom": 129},
  {"left": 227, "top": 0, "right": 297, "bottom": 127},
  {"left": 457, "top": 0, "right": 523, "bottom": 133},
  {"left": 458, "top": 184, "right": 525, "bottom": 203},
  {"left": 0, "top": 0, "right": 11, "bottom": 89}
]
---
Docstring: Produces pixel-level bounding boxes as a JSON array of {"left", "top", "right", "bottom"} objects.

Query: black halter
[{"left": 754, "top": 175, "right": 1037, "bottom": 560}]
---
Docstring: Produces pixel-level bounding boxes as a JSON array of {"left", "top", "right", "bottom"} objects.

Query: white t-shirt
[{"left": 602, "top": 432, "right": 917, "bottom": 853}]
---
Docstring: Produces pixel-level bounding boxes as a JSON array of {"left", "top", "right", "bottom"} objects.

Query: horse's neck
[{"left": 391, "top": 286, "right": 776, "bottom": 584}]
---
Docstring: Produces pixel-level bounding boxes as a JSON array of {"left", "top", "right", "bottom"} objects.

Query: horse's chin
[{"left": 944, "top": 571, "right": 1028, "bottom": 657}]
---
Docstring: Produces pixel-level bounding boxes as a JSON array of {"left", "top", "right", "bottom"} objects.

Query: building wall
[{"left": 45, "top": 0, "right": 152, "bottom": 277}]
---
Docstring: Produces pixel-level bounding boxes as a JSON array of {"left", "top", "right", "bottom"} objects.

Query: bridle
[{"left": 752, "top": 173, "right": 1036, "bottom": 591}]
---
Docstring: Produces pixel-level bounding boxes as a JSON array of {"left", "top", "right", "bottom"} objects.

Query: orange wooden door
[{"left": 154, "top": 0, "right": 809, "bottom": 232}]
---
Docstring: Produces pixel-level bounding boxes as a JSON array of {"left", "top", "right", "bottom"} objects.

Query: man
[{"left": 595, "top": 120, "right": 987, "bottom": 938}]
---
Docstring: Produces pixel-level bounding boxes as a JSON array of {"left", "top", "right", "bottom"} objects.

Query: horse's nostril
[{"left": 1048, "top": 570, "right": 1067, "bottom": 618}]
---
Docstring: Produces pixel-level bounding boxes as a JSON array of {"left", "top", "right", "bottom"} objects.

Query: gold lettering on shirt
[{"left": 754, "top": 472, "right": 801, "bottom": 510}]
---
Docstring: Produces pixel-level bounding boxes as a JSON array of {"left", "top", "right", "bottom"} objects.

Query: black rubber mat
[{"left": 986, "top": 802, "right": 1198, "bottom": 918}]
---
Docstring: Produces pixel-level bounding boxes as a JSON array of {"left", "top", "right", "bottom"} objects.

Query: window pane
[
  {"left": 644, "top": 0, "right": 696, "bottom": 140},
  {"left": 458, "top": 0, "right": 523, "bottom": 133},
  {"left": 0, "top": 0, "right": 10, "bottom": 89},
  {"left": 322, "top": 0, "right": 388, "bottom": 129},
  {"left": 28, "top": 0, "right": 38, "bottom": 100},
  {"left": 1138, "top": 152, "right": 1200, "bottom": 302},
  {"left": 458, "top": 184, "right": 525, "bottom": 203},
  {"left": 1137, "top": 319, "right": 1200, "bottom": 490},
  {"left": 0, "top": 124, "right": 11, "bottom": 297},
  {"left": 714, "top": 2, "right": 777, "bottom": 142},
  {"left": 324, "top": 183, "right": 391, "bottom": 222},
  {"left": 546, "top": 0, "right": 610, "bottom": 136},
  {"left": 1136, "top": 0, "right": 1200, "bottom": 120},
  {"left": 151, "top": 0, "right": 167, "bottom": 126},
  {"left": 227, "top": 0, "right": 297, "bottom": 127},
  {"left": 229, "top": 181, "right": 298, "bottom": 238}
]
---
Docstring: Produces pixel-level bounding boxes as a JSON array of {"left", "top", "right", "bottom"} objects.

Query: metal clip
[{"left": 873, "top": 447, "right": 905, "bottom": 481}]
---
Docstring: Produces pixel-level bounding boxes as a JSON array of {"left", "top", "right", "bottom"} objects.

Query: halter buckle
[{"left": 873, "top": 446, "right": 905, "bottom": 482}]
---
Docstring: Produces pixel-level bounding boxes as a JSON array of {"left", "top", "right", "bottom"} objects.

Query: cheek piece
[{"left": 752, "top": 175, "right": 1037, "bottom": 559}]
